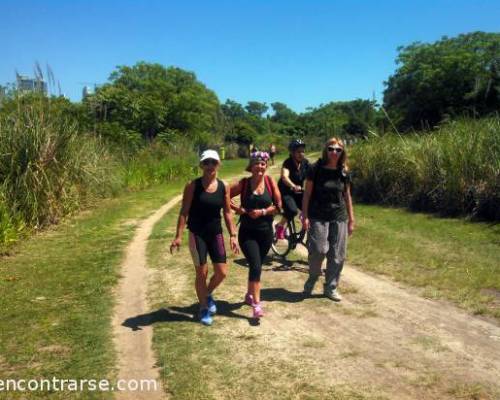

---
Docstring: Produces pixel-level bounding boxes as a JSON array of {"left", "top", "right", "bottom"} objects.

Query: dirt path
[
  {"left": 113, "top": 166, "right": 500, "bottom": 399},
  {"left": 147, "top": 229, "right": 500, "bottom": 399},
  {"left": 111, "top": 195, "right": 181, "bottom": 399}
]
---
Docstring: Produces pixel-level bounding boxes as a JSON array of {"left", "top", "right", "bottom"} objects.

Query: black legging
[
  {"left": 282, "top": 192, "right": 303, "bottom": 220},
  {"left": 238, "top": 227, "right": 273, "bottom": 282}
]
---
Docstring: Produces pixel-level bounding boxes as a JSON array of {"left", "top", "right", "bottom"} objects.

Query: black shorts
[{"left": 188, "top": 231, "right": 226, "bottom": 265}]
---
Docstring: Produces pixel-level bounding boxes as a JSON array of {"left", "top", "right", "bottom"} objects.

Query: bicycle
[{"left": 271, "top": 212, "right": 307, "bottom": 258}]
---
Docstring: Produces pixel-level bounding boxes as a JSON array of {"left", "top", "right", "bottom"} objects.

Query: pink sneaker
[
  {"left": 244, "top": 293, "right": 254, "bottom": 306},
  {"left": 252, "top": 302, "right": 264, "bottom": 318},
  {"left": 275, "top": 224, "right": 285, "bottom": 240}
]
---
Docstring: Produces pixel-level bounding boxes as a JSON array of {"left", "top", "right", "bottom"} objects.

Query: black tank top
[
  {"left": 240, "top": 182, "right": 273, "bottom": 231},
  {"left": 187, "top": 178, "right": 225, "bottom": 235}
]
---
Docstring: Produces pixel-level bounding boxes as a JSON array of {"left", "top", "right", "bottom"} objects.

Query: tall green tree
[
  {"left": 383, "top": 31, "right": 500, "bottom": 130},
  {"left": 245, "top": 101, "right": 268, "bottom": 117},
  {"left": 270, "top": 102, "right": 298, "bottom": 125},
  {"left": 90, "top": 62, "right": 220, "bottom": 144}
]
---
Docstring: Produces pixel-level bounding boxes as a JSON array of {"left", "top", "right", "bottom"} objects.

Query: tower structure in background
[
  {"left": 16, "top": 73, "right": 48, "bottom": 95},
  {"left": 82, "top": 85, "right": 95, "bottom": 99}
]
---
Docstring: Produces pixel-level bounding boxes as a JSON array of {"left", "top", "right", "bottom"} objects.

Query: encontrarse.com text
[{"left": 0, "top": 378, "right": 158, "bottom": 392}]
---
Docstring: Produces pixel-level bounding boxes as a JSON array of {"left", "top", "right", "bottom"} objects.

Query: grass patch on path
[{"left": 349, "top": 205, "right": 500, "bottom": 319}]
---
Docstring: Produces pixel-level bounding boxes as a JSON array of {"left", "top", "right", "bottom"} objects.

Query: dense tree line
[
  {"left": 78, "top": 62, "right": 380, "bottom": 150},
  {"left": 2, "top": 31, "right": 497, "bottom": 150}
]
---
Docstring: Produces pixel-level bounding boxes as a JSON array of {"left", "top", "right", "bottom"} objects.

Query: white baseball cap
[{"left": 199, "top": 149, "right": 220, "bottom": 163}]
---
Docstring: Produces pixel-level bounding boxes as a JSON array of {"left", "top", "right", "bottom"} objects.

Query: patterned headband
[{"left": 250, "top": 151, "right": 270, "bottom": 162}]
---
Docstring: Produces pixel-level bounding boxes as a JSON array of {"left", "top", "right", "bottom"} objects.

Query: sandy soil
[{"left": 111, "top": 195, "right": 181, "bottom": 399}]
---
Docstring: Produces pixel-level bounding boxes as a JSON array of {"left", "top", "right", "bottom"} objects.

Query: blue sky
[{"left": 1, "top": 0, "right": 498, "bottom": 112}]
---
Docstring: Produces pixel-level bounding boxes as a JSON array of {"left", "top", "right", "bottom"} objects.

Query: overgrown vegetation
[
  {"left": 0, "top": 93, "right": 197, "bottom": 251},
  {"left": 350, "top": 118, "right": 500, "bottom": 220}
]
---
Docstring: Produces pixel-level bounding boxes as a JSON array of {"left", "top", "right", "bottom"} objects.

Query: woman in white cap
[{"left": 170, "top": 150, "right": 239, "bottom": 326}]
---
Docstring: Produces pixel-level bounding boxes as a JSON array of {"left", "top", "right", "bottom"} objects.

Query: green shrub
[{"left": 350, "top": 118, "right": 500, "bottom": 220}]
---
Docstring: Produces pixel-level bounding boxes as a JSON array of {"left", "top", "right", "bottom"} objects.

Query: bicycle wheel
[{"left": 271, "top": 215, "right": 292, "bottom": 258}]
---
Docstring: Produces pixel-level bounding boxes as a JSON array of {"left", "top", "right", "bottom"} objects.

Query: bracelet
[
  {"left": 230, "top": 233, "right": 237, "bottom": 238},
  {"left": 262, "top": 209, "right": 267, "bottom": 216}
]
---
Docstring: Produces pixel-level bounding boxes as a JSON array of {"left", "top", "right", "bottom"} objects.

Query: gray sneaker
[
  {"left": 324, "top": 288, "right": 342, "bottom": 302},
  {"left": 303, "top": 277, "right": 318, "bottom": 296}
]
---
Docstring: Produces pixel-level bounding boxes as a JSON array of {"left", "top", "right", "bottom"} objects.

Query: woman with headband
[{"left": 230, "top": 151, "right": 282, "bottom": 319}]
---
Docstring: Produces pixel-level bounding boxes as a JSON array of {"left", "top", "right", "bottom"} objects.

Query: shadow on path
[
  {"left": 122, "top": 300, "right": 262, "bottom": 330},
  {"left": 233, "top": 256, "right": 309, "bottom": 274},
  {"left": 260, "top": 287, "right": 322, "bottom": 303}
]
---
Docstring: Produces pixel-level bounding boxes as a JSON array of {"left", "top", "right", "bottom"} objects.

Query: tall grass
[
  {"left": 122, "top": 140, "right": 197, "bottom": 189},
  {"left": 0, "top": 98, "right": 119, "bottom": 228},
  {"left": 350, "top": 118, "right": 500, "bottom": 220},
  {"left": 0, "top": 96, "right": 197, "bottom": 250}
]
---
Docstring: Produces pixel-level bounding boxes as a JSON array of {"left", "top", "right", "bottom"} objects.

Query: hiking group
[{"left": 170, "top": 138, "right": 355, "bottom": 325}]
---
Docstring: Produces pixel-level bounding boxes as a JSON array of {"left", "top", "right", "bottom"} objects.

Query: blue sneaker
[
  {"left": 207, "top": 294, "right": 217, "bottom": 315},
  {"left": 200, "top": 308, "right": 213, "bottom": 326}
]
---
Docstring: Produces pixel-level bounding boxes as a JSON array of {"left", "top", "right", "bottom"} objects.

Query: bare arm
[
  {"left": 229, "top": 179, "right": 245, "bottom": 214},
  {"left": 301, "top": 178, "right": 314, "bottom": 230},
  {"left": 170, "top": 182, "right": 194, "bottom": 253},
  {"left": 345, "top": 184, "right": 355, "bottom": 236},
  {"left": 229, "top": 179, "right": 242, "bottom": 198},
  {"left": 302, "top": 178, "right": 313, "bottom": 219},
  {"left": 223, "top": 182, "right": 240, "bottom": 253},
  {"left": 281, "top": 167, "right": 301, "bottom": 192}
]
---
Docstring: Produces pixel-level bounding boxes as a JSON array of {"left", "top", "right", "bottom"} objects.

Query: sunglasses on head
[
  {"left": 327, "top": 146, "right": 343, "bottom": 153},
  {"left": 202, "top": 159, "right": 218, "bottom": 166}
]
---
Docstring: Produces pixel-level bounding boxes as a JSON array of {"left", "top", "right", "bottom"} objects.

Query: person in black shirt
[
  {"left": 302, "top": 138, "right": 355, "bottom": 302},
  {"left": 230, "top": 151, "right": 282, "bottom": 319},
  {"left": 275, "top": 139, "right": 310, "bottom": 239},
  {"left": 170, "top": 150, "right": 239, "bottom": 326}
]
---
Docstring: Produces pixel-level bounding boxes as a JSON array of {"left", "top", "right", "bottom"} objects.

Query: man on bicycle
[{"left": 275, "top": 139, "right": 310, "bottom": 239}]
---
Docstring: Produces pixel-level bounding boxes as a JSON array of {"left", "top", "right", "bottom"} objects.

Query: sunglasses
[
  {"left": 327, "top": 146, "right": 343, "bottom": 153},
  {"left": 202, "top": 159, "right": 218, "bottom": 166}
]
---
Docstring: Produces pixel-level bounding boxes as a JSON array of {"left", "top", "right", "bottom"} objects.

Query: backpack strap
[
  {"left": 264, "top": 175, "right": 273, "bottom": 200},
  {"left": 265, "top": 175, "right": 282, "bottom": 212},
  {"left": 240, "top": 177, "right": 250, "bottom": 208}
]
